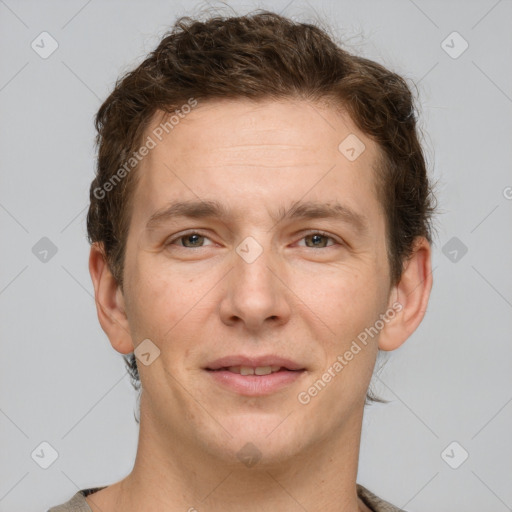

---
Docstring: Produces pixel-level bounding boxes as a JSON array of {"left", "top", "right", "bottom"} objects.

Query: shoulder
[
  {"left": 47, "top": 487, "right": 107, "bottom": 512},
  {"left": 357, "top": 483, "right": 407, "bottom": 512}
]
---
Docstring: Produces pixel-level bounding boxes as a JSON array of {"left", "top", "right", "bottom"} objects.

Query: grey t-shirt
[{"left": 47, "top": 484, "right": 406, "bottom": 511}]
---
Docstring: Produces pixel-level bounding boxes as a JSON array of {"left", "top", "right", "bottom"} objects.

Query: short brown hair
[{"left": 87, "top": 10, "right": 437, "bottom": 411}]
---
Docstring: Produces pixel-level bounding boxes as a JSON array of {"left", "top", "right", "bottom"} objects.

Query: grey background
[{"left": 1, "top": 1, "right": 511, "bottom": 511}]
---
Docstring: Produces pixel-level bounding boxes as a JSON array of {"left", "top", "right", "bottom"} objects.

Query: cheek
[
  {"left": 123, "top": 258, "right": 178, "bottom": 342},
  {"left": 125, "top": 255, "right": 216, "bottom": 347},
  {"left": 304, "top": 263, "right": 383, "bottom": 331},
  {"left": 304, "top": 272, "right": 382, "bottom": 409}
]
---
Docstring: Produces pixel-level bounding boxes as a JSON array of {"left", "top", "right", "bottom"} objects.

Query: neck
[{"left": 101, "top": 397, "right": 368, "bottom": 512}]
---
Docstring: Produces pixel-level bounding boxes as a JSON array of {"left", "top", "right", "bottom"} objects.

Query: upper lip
[{"left": 205, "top": 355, "right": 305, "bottom": 371}]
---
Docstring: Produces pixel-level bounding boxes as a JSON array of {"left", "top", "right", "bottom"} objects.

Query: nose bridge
[
  {"left": 233, "top": 232, "right": 277, "bottom": 297},
  {"left": 219, "top": 231, "right": 290, "bottom": 329}
]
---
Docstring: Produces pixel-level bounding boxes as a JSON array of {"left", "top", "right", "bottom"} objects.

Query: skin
[{"left": 88, "top": 98, "right": 432, "bottom": 512}]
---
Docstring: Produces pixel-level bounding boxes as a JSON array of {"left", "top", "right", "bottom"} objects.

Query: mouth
[
  {"left": 204, "top": 355, "right": 306, "bottom": 396},
  {"left": 207, "top": 365, "right": 299, "bottom": 376},
  {"left": 205, "top": 354, "right": 305, "bottom": 372}
]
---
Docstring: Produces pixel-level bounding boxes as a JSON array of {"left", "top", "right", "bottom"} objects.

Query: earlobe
[
  {"left": 378, "top": 237, "right": 433, "bottom": 351},
  {"left": 89, "top": 242, "right": 134, "bottom": 355}
]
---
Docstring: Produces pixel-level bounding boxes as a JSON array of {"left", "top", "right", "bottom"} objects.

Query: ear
[
  {"left": 378, "top": 236, "right": 433, "bottom": 351},
  {"left": 89, "top": 242, "right": 134, "bottom": 355}
]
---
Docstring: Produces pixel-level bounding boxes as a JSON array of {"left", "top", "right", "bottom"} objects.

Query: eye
[
  {"left": 296, "top": 231, "right": 339, "bottom": 249},
  {"left": 166, "top": 231, "right": 214, "bottom": 248},
  {"left": 165, "top": 230, "right": 341, "bottom": 250}
]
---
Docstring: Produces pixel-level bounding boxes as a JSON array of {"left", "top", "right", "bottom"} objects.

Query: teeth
[
  {"left": 227, "top": 365, "right": 282, "bottom": 375},
  {"left": 255, "top": 366, "right": 272, "bottom": 375}
]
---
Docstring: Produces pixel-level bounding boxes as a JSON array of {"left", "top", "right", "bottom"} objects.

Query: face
[{"left": 119, "top": 98, "right": 395, "bottom": 465}]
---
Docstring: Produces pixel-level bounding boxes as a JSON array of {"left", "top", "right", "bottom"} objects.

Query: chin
[{"left": 202, "top": 415, "right": 312, "bottom": 468}]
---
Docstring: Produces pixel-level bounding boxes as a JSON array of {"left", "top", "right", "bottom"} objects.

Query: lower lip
[{"left": 205, "top": 369, "right": 305, "bottom": 396}]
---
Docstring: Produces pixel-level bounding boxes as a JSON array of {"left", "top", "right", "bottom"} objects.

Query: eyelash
[{"left": 166, "top": 230, "right": 342, "bottom": 249}]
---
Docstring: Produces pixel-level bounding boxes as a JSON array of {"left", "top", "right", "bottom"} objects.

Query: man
[{"left": 49, "top": 9, "right": 436, "bottom": 512}]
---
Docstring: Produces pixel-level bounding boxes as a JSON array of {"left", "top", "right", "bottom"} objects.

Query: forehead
[
  {"left": 145, "top": 98, "right": 376, "bottom": 166},
  {"left": 130, "top": 98, "right": 383, "bottom": 232}
]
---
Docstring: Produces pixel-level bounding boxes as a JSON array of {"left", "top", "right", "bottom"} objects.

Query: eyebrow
[{"left": 145, "top": 199, "right": 369, "bottom": 235}]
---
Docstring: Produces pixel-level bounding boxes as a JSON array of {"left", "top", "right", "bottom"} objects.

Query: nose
[{"left": 218, "top": 237, "right": 291, "bottom": 333}]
